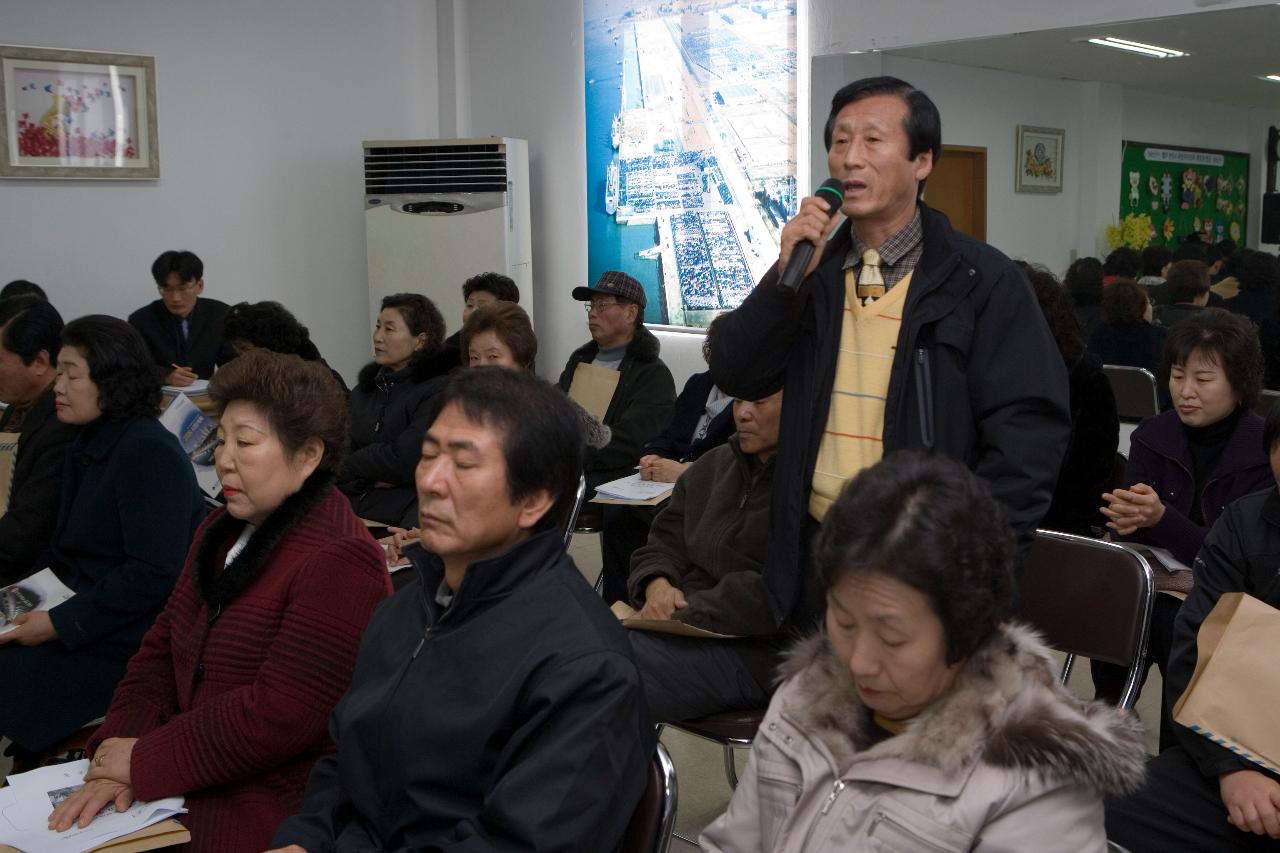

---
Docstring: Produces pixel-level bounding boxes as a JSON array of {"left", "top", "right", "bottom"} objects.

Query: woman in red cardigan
[{"left": 49, "top": 349, "right": 391, "bottom": 852}]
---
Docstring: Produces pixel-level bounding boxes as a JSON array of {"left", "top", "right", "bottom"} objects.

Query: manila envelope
[
  {"left": 567, "top": 363, "right": 620, "bottom": 421},
  {"left": 1172, "top": 592, "right": 1280, "bottom": 774}
]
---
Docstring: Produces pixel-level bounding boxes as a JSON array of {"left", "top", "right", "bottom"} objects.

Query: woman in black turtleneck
[{"left": 1096, "top": 309, "right": 1270, "bottom": 744}]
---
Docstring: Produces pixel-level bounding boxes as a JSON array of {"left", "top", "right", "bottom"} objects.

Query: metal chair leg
[{"left": 722, "top": 744, "right": 738, "bottom": 789}]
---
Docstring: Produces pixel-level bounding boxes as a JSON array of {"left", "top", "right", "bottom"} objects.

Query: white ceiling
[{"left": 884, "top": 5, "right": 1280, "bottom": 110}]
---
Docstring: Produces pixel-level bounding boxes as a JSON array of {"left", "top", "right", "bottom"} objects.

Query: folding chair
[
  {"left": 619, "top": 742, "right": 677, "bottom": 853},
  {"left": 1102, "top": 364, "right": 1160, "bottom": 422},
  {"left": 1020, "top": 529, "right": 1155, "bottom": 710},
  {"left": 658, "top": 708, "right": 764, "bottom": 791}
]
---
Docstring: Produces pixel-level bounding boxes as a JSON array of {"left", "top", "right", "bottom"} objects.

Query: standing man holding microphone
[{"left": 711, "top": 76, "right": 1070, "bottom": 631}]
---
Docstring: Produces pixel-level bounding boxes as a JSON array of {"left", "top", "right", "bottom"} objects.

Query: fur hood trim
[
  {"left": 779, "top": 622, "right": 1147, "bottom": 796},
  {"left": 195, "top": 471, "right": 334, "bottom": 614},
  {"left": 569, "top": 323, "right": 662, "bottom": 365},
  {"left": 356, "top": 348, "right": 445, "bottom": 392}
]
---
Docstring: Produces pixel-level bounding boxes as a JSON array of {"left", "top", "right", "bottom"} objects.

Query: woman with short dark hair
[
  {"left": 49, "top": 349, "right": 390, "bottom": 852},
  {"left": 1065, "top": 256, "right": 1105, "bottom": 333},
  {"left": 339, "top": 292, "right": 449, "bottom": 526},
  {"left": 0, "top": 316, "right": 206, "bottom": 756},
  {"left": 701, "top": 452, "right": 1147, "bottom": 851},
  {"left": 1088, "top": 278, "right": 1166, "bottom": 374},
  {"left": 1097, "top": 307, "right": 1271, "bottom": 744},
  {"left": 224, "top": 300, "right": 347, "bottom": 391}
]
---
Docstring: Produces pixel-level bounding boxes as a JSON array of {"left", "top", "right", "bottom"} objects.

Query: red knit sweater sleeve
[
  {"left": 127, "top": 536, "right": 387, "bottom": 802},
  {"left": 87, "top": 569, "right": 188, "bottom": 754}
]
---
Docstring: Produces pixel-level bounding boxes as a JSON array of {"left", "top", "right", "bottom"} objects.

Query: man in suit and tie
[{"left": 128, "top": 250, "right": 234, "bottom": 386}]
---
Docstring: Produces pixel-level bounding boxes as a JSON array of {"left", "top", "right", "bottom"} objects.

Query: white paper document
[
  {"left": 593, "top": 473, "right": 675, "bottom": 502},
  {"left": 0, "top": 761, "right": 185, "bottom": 853},
  {"left": 1143, "top": 545, "right": 1192, "bottom": 573},
  {"left": 160, "top": 379, "right": 209, "bottom": 395},
  {"left": 0, "top": 569, "right": 74, "bottom": 635}
]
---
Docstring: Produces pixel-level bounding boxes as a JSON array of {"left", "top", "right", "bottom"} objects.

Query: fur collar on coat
[
  {"left": 779, "top": 622, "right": 1147, "bottom": 796},
  {"left": 194, "top": 470, "right": 334, "bottom": 612}
]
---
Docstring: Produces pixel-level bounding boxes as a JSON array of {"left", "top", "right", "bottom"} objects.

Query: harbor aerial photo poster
[{"left": 585, "top": 0, "right": 797, "bottom": 328}]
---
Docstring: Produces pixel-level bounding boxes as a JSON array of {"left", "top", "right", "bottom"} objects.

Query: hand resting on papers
[
  {"left": 637, "top": 577, "right": 687, "bottom": 620},
  {"left": 48, "top": 736, "right": 138, "bottom": 830},
  {"left": 0, "top": 610, "right": 57, "bottom": 646},
  {"left": 637, "top": 455, "right": 689, "bottom": 483}
]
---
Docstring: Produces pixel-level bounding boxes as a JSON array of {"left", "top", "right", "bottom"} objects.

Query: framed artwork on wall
[
  {"left": 1015, "top": 124, "right": 1064, "bottom": 194},
  {"left": 0, "top": 44, "right": 158, "bottom": 179}
]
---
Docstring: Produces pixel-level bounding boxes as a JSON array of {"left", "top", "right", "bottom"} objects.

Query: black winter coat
[
  {"left": 339, "top": 355, "right": 447, "bottom": 526},
  {"left": 1041, "top": 352, "right": 1119, "bottom": 536},
  {"left": 711, "top": 204, "right": 1070, "bottom": 625},
  {"left": 273, "top": 529, "right": 655, "bottom": 852},
  {"left": 0, "top": 387, "right": 79, "bottom": 584},
  {"left": 556, "top": 326, "right": 675, "bottom": 488},
  {"left": 641, "top": 369, "right": 734, "bottom": 462},
  {"left": 1167, "top": 487, "right": 1280, "bottom": 782},
  {"left": 0, "top": 416, "right": 204, "bottom": 751}
]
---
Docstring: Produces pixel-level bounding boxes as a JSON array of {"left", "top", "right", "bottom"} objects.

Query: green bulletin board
[{"left": 1120, "top": 140, "right": 1249, "bottom": 248}]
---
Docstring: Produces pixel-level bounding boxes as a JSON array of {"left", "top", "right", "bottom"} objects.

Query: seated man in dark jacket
[
  {"left": 598, "top": 317, "right": 736, "bottom": 605},
  {"left": 270, "top": 367, "right": 654, "bottom": 853},
  {"left": 0, "top": 297, "right": 78, "bottom": 583},
  {"left": 127, "top": 250, "right": 234, "bottom": 386},
  {"left": 556, "top": 271, "right": 675, "bottom": 492},
  {"left": 1106, "top": 403, "right": 1280, "bottom": 850},
  {"left": 624, "top": 387, "right": 784, "bottom": 722}
]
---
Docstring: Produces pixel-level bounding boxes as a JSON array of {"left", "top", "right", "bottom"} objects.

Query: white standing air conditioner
[{"left": 363, "top": 137, "right": 531, "bottom": 336}]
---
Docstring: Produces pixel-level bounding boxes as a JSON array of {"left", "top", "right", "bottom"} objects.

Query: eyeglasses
[
  {"left": 585, "top": 300, "right": 623, "bottom": 314},
  {"left": 158, "top": 282, "right": 198, "bottom": 295}
]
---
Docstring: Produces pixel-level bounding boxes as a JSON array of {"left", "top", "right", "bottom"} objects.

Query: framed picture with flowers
[
  {"left": 0, "top": 44, "right": 158, "bottom": 179},
  {"left": 1015, "top": 124, "right": 1064, "bottom": 194}
]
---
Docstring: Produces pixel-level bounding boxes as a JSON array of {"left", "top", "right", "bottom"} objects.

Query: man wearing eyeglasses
[
  {"left": 127, "top": 250, "right": 234, "bottom": 387},
  {"left": 556, "top": 271, "right": 675, "bottom": 498}
]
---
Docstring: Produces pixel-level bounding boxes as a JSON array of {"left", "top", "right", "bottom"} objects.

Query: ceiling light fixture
[
  {"left": 1084, "top": 37, "right": 1188, "bottom": 59},
  {"left": 1263, "top": 75, "right": 1280, "bottom": 83}
]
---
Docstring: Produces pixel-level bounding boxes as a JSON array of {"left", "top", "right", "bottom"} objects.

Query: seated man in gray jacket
[{"left": 625, "top": 385, "right": 784, "bottom": 722}]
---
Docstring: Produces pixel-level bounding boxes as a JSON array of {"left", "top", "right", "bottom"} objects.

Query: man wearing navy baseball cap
[{"left": 557, "top": 272, "right": 674, "bottom": 542}]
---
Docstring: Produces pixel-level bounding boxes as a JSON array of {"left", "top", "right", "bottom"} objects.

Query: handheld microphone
[{"left": 777, "top": 177, "right": 845, "bottom": 292}]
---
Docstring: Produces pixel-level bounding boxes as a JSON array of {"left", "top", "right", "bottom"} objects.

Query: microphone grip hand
[{"left": 776, "top": 179, "right": 844, "bottom": 292}]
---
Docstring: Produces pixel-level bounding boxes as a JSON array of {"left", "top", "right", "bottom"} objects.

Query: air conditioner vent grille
[{"left": 364, "top": 143, "right": 507, "bottom": 194}]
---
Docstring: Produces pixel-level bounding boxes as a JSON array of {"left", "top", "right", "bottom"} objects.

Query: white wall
[
  {"left": 0, "top": 0, "right": 439, "bottom": 381},
  {"left": 464, "top": 0, "right": 587, "bottom": 380}
]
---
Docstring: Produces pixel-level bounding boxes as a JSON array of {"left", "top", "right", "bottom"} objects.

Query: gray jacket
[{"left": 700, "top": 623, "right": 1147, "bottom": 852}]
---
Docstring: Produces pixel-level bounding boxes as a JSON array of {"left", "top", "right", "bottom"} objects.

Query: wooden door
[{"left": 925, "top": 145, "right": 986, "bottom": 241}]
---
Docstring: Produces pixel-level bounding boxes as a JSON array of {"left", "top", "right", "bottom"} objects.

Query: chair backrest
[
  {"left": 1020, "top": 530, "right": 1155, "bottom": 709},
  {"left": 619, "top": 742, "right": 677, "bottom": 853},
  {"left": 651, "top": 327, "right": 707, "bottom": 392},
  {"left": 562, "top": 474, "right": 589, "bottom": 546},
  {"left": 1254, "top": 388, "right": 1280, "bottom": 418},
  {"left": 1103, "top": 364, "right": 1160, "bottom": 421}
]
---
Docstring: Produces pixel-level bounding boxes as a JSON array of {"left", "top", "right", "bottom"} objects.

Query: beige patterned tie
[{"left": 857, "top": 248, "right": 886, "bottom": 305}]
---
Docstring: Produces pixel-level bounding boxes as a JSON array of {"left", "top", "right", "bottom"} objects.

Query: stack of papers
[
  {"left": 0, "top": 761, "right": 186, "bottom": 853},
  {"left": 592, "top": 473, "right": 674, "bottom": 505}
]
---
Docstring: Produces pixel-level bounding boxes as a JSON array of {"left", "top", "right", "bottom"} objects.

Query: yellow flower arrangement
[{"left": 1106, "top": 213, "right": 1155, "bottom": 251}]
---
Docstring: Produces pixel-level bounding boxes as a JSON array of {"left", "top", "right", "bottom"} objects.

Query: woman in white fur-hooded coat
[{"left": 701, "top": 452, "right": 1147, "bottom": 853}]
